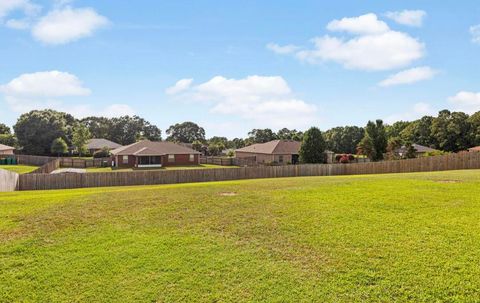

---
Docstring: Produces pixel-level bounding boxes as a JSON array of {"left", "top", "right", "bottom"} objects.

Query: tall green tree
[
  {"left": 276, "top": 128, "right": 303, "bottom": 141},
  {"left": 14, "top": 110, "right": 74, "bottom": 155},
  {"left": 0, "top": 123, "right": 11, "bottom": 135},
  {"left": 359, "top": 120, "right": 387, "bottom": 161},
  {"left": 299, "top": 127, "right": 326, "bottom": 163},
  {"left": 357, "top": 134, "right": 376, "bottom": 160},
  {"left": 51, "top": 138, "right": 68, "bottom": 156},
  {"left": 386, "top": 121, "right": 411, "bottom": 139},
  {"left": 247, "top": 128, "right": 278, "bottom": 144},
  {"left": 0, "top": 134, "right": 17, "bottom": 147},
  {"left": 166, "top": 122, "right": 205, "bottom": 143},
  {"left": 109, "top": 116, "right": 161, "bottom": 145},
  {"left": 72, "top": 124, "right": 91, "bottom": 156},
  {"left": 431, "top": 110, "right": 472, "bottom": 152},
  {"left": 324, "top": 126, "right": 364, "bottom": 154},
  {"left": 468, "top": 111, "right": 480, "bottom": 146}
]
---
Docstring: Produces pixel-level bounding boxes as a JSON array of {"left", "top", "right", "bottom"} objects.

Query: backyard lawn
[
  {"left": 85, "top": 164, "right": 238, "bottom": 172},
  {"left": 0, "top": 164, "right": 38, "bottom": 174},
  {"left": 1, "top": 170, "right": 480, "bottom": 302}
]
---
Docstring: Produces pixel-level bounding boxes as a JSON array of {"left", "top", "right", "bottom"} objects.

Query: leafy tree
[
  {"left": 207, "top": 142, "right": 225, "bottom": 156},
  {"left": 324, "top": 126, "right": 364, "bottom": 154},
  {"left": 299, "top": 127, "right": 326, "bottom": 163},
  {"left": 51, "top": 137, "right": 68, "bottom": 156},
  {"left": 357, "top": 134, "right": 375, "bottom": 159},
  {"left": 109, "top": 116, "right": 161, "bottom": 145},
  {"left": 191, "top": 140, "right": 204, "bottom": 152},
  {"left": 0, "top": 123, "right": 11, "bottom": 135},
  {"left": 166, "top": 122, "right": 205, "bottom": 143},
  {"left": 468, "top": 111, "right": 480, "bottom": 146},
  {"left": 404, "top": 142, "right": 417, "bottom": 159},
  {"left": 276, "top": 128, "right": 303, "bottom": 141},
  {"left": 230, "top": 138, "right": 245, "bottom": 149},
  {"left": 72, "top": 123, "right": 91, "bottom": 156},
  {"left": 208, "top": 136, "right": 228, "bottom": 146},
  {"left": 14, "top": 109, "right": 73, "bottom": 155},
  {"left": 93, "top": 147, "right": 111, "bottom": 158},
  {"left": 81, "top": 116, "right": 112, "bottom": 139},
  {"left": 386, "top": 121, "right": 411, "bottom": 138},
  {"left": 431, "top": 110, "right": 472, "bottom": 152},
  {"left": 359, "top": 120, "right": 387, "bottom": 161},
  {"left": 247, "top": 128, "right": 277, "bottom": 144},
  {"left": 400, "top": 116, "right": 435, "bottom": 147},
  {"left": 0, "top": 134, "right": 17, "bottom": 147},
  {"left": 386, "top": 137, "right": 403, "bottom": 160}
]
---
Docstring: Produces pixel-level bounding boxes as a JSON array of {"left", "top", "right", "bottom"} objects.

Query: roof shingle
[{"left": 111, "top": 140, "right": 201, "bottom": 156}]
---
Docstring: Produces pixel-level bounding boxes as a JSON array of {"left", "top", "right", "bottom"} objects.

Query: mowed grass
[
  {"left": 0, "top": 164, "right": 38, "bottom": 174},
  {"left": 86, "top": 164, "right": 238, "bottom": 173},
  {"left": 1, "top": 170, "right": 480, "bottom": 302}
]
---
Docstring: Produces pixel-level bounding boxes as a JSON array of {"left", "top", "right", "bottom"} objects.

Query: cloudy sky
[{"left": 1, "top": 0, "right": 480, "bottom": 138}]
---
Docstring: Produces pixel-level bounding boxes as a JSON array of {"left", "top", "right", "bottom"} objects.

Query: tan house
[
  {"left": 469, "top": 146, "right": 480, "bottom": 152},
  {"left": 235, "top": 140, "right": 302, "bottom": 164},
  {"left": 395, "top": 143, "right": 439, "bottom": 157},
  {"left": 110, "top": 140, "right": 201, "bottom": 168},
  {"left": 0, "top": 144, "right": 15, "bottom": 155},
  {"left": 86, "top": 138, "right": 122, "bottom": 154}
]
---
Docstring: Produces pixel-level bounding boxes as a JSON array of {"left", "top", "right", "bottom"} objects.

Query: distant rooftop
[
  {"left": 111, "top": 140, "right": 201, "bottom": 156},
  {"left": 236, "top": 140, "right": 301, "bottom": 155},
  {"left": 87, "top": 138, "right": 122, "bottom": 150}
]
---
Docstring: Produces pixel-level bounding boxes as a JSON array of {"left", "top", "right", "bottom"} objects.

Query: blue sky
[{"left": 1, "top": 0, "right": 480, "bottom": 138}]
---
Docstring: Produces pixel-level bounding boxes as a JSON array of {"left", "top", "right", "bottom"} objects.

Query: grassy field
[
  {"left": 85, "top": 164, "right": 238, "bottom": 172},
  {"left": 0, "top": 164, "right": 38, "bottom": 174},
  {"left": 1, "top": 170, "right": 480, "bottom": 302}
]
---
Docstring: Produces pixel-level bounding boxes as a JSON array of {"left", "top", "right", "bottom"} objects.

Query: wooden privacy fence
[
  {"left": 15, "top": 155, "right": 110, "bottom": 169},
  {"left": 0, "top": 169, "right": 19, "bottom": 191},
  {"left": 200, "top": 156, "right": 257, "bottom": 166},
  {"left": 30, "top": 159, "right": 61, "bottom": 174},
  {"left": 16, "top": 152, "right": 480, "bottom": 191}
]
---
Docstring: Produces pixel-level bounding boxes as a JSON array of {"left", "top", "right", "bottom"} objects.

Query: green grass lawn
[
  {"left": 0, "top": 164, "right": 38, "bottom": 174},
  {"left": 86, "top": 164, "right": 238, "bottom": 173},
  {"left": 1, "top": 170, "right": 480, "bottom": 302}
]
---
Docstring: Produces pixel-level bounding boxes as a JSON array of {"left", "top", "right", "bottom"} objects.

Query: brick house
[{"left": 110, "top": 140, "right": 201, "bottom": 168}]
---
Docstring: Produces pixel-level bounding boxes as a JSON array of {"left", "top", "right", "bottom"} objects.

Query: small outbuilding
[
  {"left": 110, "top": 140, "right": 201, "bottom": 168},
  {"left": 0, "top": 144, "right": 15, "bottom": 155},
  {"left": 86, "top": 138, "right": 122, "bottom": 154}
]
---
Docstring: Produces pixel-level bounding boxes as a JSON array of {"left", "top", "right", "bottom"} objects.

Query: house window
[
  {"left": 122, "top": 156, "right": 129, "bottom": 164},
  {"left": 279, "top": 155, "right": 284, "bottom": 163},
  {"left": 168, "top": 154, "right": 175, "bottom": 162},
  {"left": 189, "top": 154, "right": 195, "bottom": 162}
]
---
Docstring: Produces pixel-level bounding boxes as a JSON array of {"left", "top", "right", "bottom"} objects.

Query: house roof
[
  {"left": 0, "top": 144, "right": 15, "bottom": 151},
  {"left": 235, "top": 140, "right": 302, "bottom": 155},
  {"left": 111, "top": 140, "right": 201, "bottom": 156},
  {"left": 396, "top": 143, "right": 438, "bottom": 153},
  {"left": 87, "top": 138, "right": 122, "bottom": 150},
  {"left": 469, "top": 146, "right": 480, "bottom": 152}
]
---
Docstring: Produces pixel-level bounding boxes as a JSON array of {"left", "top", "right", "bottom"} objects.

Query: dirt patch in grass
[
  {"left": 219, "top": 192, "right": 238, "bottom": 196},
  {"left": 435, "top": 180, "right": 462, "bottom": 183}
]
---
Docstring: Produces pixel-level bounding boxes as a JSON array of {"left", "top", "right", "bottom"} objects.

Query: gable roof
[
  {"left": 396, "top": 143, "right": 438, "bottom": 153},
  {"left": 87, "top": 138, "right": 122, "bottom": 150},
  {"left": 111, "top": 140, "right": 201, "bottom": 156},
  {"left": 235, "top": 140, "right": 301, "bottom": 155},
  {"left": 0, "top": 144, "right": 15, "bottom": 151}
]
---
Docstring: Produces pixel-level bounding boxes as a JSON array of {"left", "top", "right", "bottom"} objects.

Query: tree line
[{"left": 0, "top": 109, "right": 479, "bottom": 159}]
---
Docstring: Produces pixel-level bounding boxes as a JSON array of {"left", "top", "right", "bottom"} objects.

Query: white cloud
[
  {"left": 0, "top": 0, "right": 39, "bottom": 19},
  {"left": 165, "top": 78, "right": 193, "bottom": 95},
  {"left": 378, "top": 66, "right": 438, "bottom": 87},
  {"left": 167, "top": 75, "right": 318, "bottom": 129},
  {"left": 326, "top": 13, "right": 389, "bottom": 35},
  {"left": 271, "top": 13, "right": 425, "bottom": 71},
  {"left": 32, "top": 7, "right": 109, "bottom": 45},
  {"left": 470, "top": 25, "right": 480, "bottom": 44},
  {"left": 385, "top": 102, "right": 434, "bottom": 124},
  {"left": 448, "top": 91, "right": 480, "bottom": 114},
  {"left": 266, "top": 43, "right": 300, "bottom": 54},
  {"left": 0, "top": 71, "right": 133, "bottom": 118},
  {"left": 5, "top": 18, "right": 30, "bottom": 29},
  {"left": 385, "top": 10, "right": 426, "bottom": 27},
  {"left": 296, "top": 31, "right": 424, "bottom": 71}
]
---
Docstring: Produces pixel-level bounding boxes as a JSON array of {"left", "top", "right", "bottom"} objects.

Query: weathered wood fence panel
[
  {"left": 0, "top": 169, "right": 19, "bottom": 191},
  {"left": 16, "top": 152, "right": 480, "bottom": 191},
  {"left": 30, "top": 159, "right": 61, "bottom": 174},
  {"left": 16, "top": 155, "right": 56, "bottom": 166}
]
